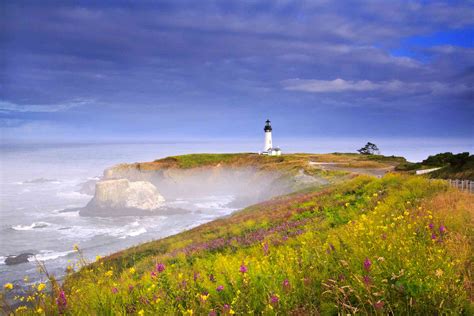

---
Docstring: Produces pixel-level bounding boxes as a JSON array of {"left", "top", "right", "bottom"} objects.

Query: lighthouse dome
[{"left": 264, "top": 119, "right": 272, "bottom": 132}]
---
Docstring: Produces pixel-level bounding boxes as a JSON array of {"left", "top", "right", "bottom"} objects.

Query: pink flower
[
  {"left": 209, "top": 310, "right": 217, "bottom": 316},
  {"left": 270, "top": 294, "right": 279, "bottom": 304},
  {"left": 56, "top": 290, "right": 67, "bottom": 313},
  {"left": 439, "top": 225, "right": 446, "bottom": 234},
  {"left": 282, "top": 279, "right": 290, "bottom": 288},
  {"left": 374, "top": 300, "right": 385, "bottom": 310},
  {"left": 363, "top": 257, "right": 372, "bottom": 272},
  {"left": 156, "top": 263, "right": 165, "bottom": 273},
  {"left": 363, "top": 275, "right": 371, "bottom": 286},
  {"left": 217, "top": 285, "right": 224, "bottom": 292},
  {"left": 111, "top": 287, "right": 118, "bottom": 294},
  {"left": 239, "top": 264, "right": 247, "bottom": 273}
]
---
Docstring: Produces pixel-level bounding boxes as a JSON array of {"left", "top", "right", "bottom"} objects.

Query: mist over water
[{"left": 0, "top": 138, "right": 472, "bottom": 285}]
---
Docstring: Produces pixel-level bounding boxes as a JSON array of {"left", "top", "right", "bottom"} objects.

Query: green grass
[{"left": 4, "top": 174, "right": 472, "bottom": 315}]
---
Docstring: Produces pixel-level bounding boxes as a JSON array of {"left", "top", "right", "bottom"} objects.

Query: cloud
[
  {"left": 282, "top": 78, "right": 470, "bottom": 96},
  {"left": 0, "top": 99, "right": 93, "bottom": 113}
]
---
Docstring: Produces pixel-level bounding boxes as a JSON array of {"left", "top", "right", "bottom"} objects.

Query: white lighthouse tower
[{"left": 261, "top": 119, "right": 281, "bottom": 156}]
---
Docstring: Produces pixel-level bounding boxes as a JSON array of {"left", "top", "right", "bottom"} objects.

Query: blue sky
[{"left": 1, "top": 0, "right": 473, "bottom": 145}]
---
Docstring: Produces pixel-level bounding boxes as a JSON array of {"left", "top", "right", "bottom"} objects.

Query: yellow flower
[
  {"left": 105, "top": 270, "right": 113, "bottom": 277},
  {"left": 129, "top": 267, "right": 136, "bottom": 274},
  {"left": 16, "top": 306, "right": 28, "bottom": 312},
  {"left": 37, "top": 283, "right": 46, "bottom": 292},
  {"left": 4, "top": 283, "right": 13, "bottom": 290},
  {"left": 36, "top": 307, "right": 44, "bottom": 314},
  {"left": 373, "top": 193, "right": 378, "bottom": 197},
  {"left": 95, "top": 255, "right": 102, "bottom": 261},
  {"left": 138, "top": 310, "right": 145, "bottom": 316},
  {"left": 200, "top": 293, "right": 210, "bottom": 302},
  {"left": 229, "top": 309, "right": 236, "bottom": 315},
  {"left": 185, "top": 309, "right": 193, "bottom": 315},
  {"left": 435, "top": 269, "right": 444, "bottom": 278}
]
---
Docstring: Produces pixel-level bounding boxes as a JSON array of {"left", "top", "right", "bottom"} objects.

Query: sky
[{"left": 1, "top": 0, "right": 473, "bottom": 147}]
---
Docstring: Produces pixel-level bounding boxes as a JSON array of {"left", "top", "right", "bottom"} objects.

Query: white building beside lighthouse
[{"left": 261, "top": 119, "right": 282, "bottom": 156}]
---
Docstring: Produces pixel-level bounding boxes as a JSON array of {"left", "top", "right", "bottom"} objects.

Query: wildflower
[
  {"left": 209, "top": 310, "right": 217, "bottom": 316},
  {"left": 138, "top": 310, "right": 145, "bottom": 316},
  {"left": 37, "top": 283, "right": 46, "bottom": 292},
  {"left": 16, "top": 306, "right": 27, "bottom": 312},
  {"left": 431, "top": 233, "right": 437, "bottom": 240},
  {"left": 270, "top": 294, "right": 279, "bottom": 304},
  {"left": 4, "top": 283, "right": 13, "bottom": 290},
  {"left": 156, "top": 263, "right": 165, "bottom": 273},
  {"left": 239, "top": 264, "right": 248, "bottom": 274},
  {"left": 439, "top": 225, "right": 446, "bottom": 234},
  {"left": 185, "top": 309, "right": 193, "bottom": 315},
  {"left": 200, "top": 293, "right": 210, "bottom": 302},
  {"left": 111, "top": 287, "right": 118, "bottom": 294},
  {"left": 282, "top": 279, "right": 290, "bottom": 288},
  {"left": 36, "top": 307, "right": 44, "bottom": 314},
  {"left": 363, "top": 257, "right": 372, "bottom": 272},
  {"left": 95, "top": 255, "right": 102, "bottom": 261},
  {"left": 105, "top": 270, "right": 113, "bottom": 277},
  {"left": 57, "top": 290, "right": 67, "bottom": 313},
  {"left": 150, "top": 271, "right": 157, "bottom": 278},
  {"left": 217, "top": 285, "right": 224, "bottom": 292},
  {"left": 435, "top": 269, "right": 444, "bottom": 278},
  {"left": 363, "top": 275, "right": 372, "bottom": 286},
  {"left": 374, "top": 300, "right": 385, "bottom": 310},
  {"left": 209, "top": 274, "right": 216, "bottom": 282},
  {"left": 129, "top": 267, "right": 136, "bottom": 274},
  {"left": 429, "top": 223, "right": 434, "bottom": 230}
]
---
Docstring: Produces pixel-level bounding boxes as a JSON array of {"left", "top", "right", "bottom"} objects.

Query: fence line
[{"left": 446, "top": 179, "right": 474, "bottom": 194}]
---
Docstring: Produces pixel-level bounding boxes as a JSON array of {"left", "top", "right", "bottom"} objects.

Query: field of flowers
[{"left": 2, "top": 174, "right": 473, "bottom": 315}]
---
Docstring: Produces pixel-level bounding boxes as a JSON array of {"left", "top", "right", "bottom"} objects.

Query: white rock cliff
[{"left": 91, "top": 179, "right": 165, "bottom": 210}]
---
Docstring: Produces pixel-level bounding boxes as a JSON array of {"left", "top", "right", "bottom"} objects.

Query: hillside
[
  {"left": 3, "top": 175, "right": 472, "bottom": 314},
  {"left": 2, "top": 154, "right": 472, "bottom": 315}
]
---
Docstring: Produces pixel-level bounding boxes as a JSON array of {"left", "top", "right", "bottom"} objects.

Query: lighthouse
[{"left": 261, "top": 119, "right": 282, "bottom": 156}]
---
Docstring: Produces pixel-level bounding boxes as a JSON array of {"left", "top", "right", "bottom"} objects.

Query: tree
[{"left": 357, "top": 142, "right": 380, "bottom": 155}]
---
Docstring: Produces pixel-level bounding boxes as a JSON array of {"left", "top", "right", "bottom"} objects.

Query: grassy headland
[{"left": 2, "top": 154, "right": 472, "bottom": 315}]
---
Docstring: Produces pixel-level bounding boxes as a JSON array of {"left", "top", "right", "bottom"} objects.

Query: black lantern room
[{"left": 264, "top": 119, "right": 272, "bottom": 132}]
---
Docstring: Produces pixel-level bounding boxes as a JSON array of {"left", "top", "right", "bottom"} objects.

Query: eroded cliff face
[
  {"left": 81, "top": 162, "right": 328, "bottom": 216},
  {"left": 103, "top": 164, "right": 296, "bottom": 202},
  {"left": 81, "top": 179, "right": 165, "bottom": 216}
]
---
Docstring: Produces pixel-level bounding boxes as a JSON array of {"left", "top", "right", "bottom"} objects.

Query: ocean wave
[
  {"left": 118, "top": 227, "right": 147, "bottom": 239},
  {"left": 56, "top": 191, "right": 90, "bottom": 200},
  {"left": 30, "top": 250, "right": 74, "bottom": 262},
  {"left": 12, "top": 222, "right": 52, "bottom": 231}
]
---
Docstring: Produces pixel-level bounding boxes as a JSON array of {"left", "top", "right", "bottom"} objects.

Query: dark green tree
[{"left": 357, "top": 142, "right": 380, "bottom": 155}]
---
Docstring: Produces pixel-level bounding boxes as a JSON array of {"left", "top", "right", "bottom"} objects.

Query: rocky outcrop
[
  {"left": 5, "top": 253, "right": 34, "bottom": 265},
  {"left": 81, "top": 179, "right": 165, "bottom": 216}
]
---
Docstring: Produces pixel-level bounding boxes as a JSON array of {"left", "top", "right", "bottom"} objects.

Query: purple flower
[
  {"left": 56, "top": 290, "right": 67, "bottom": 313},
  {"left": 429, "top": 223, "right": 434, "bottom": 230},
  {"left": 156, "top": 263, "right": 165, "bottom": 273},
  {"left": 111, "top": 287, "right": 118, "bottom": 294},
  {"left": 150, "top": 271, "right": 157, "bottom": 278},
  {"left": 363, "top": 275, "right": 372, "bottom": 286},
  {"left": 439, "top": 225, "right": 446, "bottom": 234},
  {"left": 239, "top": 264, "right": 248, "bottom": 274},
  {"left": 282, "top": 279, "right": 290, "bottom": 288},
  {"left": 209, "top": 274, "right": 216, "bottom": 282},
  {"left": 431, "top": 233, "right": 437, "bottom": 240},
  {"left": 270, "top": 294, "right": 279, "bottom": 304},
  {"left": 217, "top": 285, "right": 224, "bottom": 292},
  {"left": 363, "top": 257, "right": 372, "bottom": 272}
]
